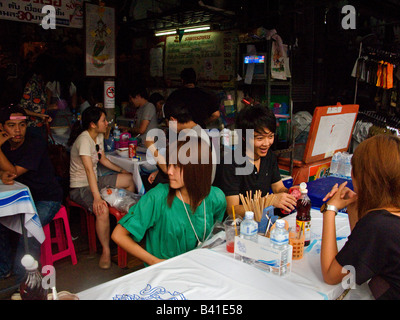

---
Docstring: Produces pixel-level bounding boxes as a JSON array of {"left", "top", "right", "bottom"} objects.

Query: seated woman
[
  {"left": 321, "top": 134, "right": 400, "bottom": 299},
  {"left": 111, "top": 138, "right": 226, "bottom": 266},
  {"left": 69, "top": 106, "right": 134, "bottom": 269},
  {"left": 214, "top": 105, "right": 296, "bottom": 217}
]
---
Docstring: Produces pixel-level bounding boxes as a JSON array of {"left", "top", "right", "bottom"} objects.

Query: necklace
[{"left": 178, "top": 190, "right": 206, "bottom": 246}]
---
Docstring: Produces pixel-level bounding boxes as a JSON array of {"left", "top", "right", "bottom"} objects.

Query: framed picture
[{"left": 85, "top": 2, "right": 115, "bottom": 77}]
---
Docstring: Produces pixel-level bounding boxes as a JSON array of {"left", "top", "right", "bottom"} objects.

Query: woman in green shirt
[{"left": 112, "top": 138, "right": 226, "bottom": 266}]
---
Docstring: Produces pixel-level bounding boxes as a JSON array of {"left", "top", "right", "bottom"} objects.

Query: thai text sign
[{"left": 0, "top": 0, "right": 84, "bottom": 28}]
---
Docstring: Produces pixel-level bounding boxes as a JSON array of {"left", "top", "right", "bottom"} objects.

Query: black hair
[
  {"left": 180, "top": 68, "right": 197, "bottom": 85},
  {"left": 0, "top": 104, "right": 27, "bottom": 124},
  {"left": 235, "top": 105, "right": 277, "bottom": 134},
  {"left": 67, "top": 106, "right": 106, "bottom": 146},
  {"left": 163, "top": 97, "right": 193, "bottom": 124},
  {"left": 128, "top": 86, "right": 148, "bottom": 100},
  {"left": 148, "top": 92, "right": 164, "bottom": 106}
]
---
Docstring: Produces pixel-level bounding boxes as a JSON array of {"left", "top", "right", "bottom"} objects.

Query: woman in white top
[{"left": 69, "top": 106, "right": 134, "bottom": 269}]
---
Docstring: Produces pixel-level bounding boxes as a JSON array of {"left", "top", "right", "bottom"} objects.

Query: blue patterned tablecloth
[{"left": 0, "top": 181, "right": 44, "bottom": 243}]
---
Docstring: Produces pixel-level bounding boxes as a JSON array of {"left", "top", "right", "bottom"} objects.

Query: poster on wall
[
  {"left": 164, "top": 31, "right": 237, "bottom": 83},
  {"left": 85, "top": 2, "right": 115, "bottom": 77},
  {"left": 0, "top": 0, "right": 84, "bottom": 28}
]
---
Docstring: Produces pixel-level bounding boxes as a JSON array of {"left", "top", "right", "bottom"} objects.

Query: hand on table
[{"left": 0, "top": 171, "right": 16, "bottom": 185}]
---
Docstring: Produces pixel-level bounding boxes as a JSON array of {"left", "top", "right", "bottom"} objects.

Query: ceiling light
[
  {"left": 155, "top": 30, "right": 177, "bottom": 36},
  {"left": 155, "top": 25, "right": 211, "bottom": 36},
  {"left": 184, "top": 25, "right": 210, "bottom": 33}
]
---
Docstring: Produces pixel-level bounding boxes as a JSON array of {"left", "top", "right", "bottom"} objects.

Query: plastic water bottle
[
  {"left": 20, "top": 254, "right": 48, "bottom": 300},
  {"left": 330, "top": 152, "right": 340, "bottom": 176},
  {"left": 343, "top": 153, "right": 352, "bottom": 179},
  {"left": 270, "top": 219, "right": 289, "bottom": 276},
  {"left": 240, "top": 211, "right": 258, "bottom": 243},
  {"left": 240, "top": 211, "right": 258, "bottom": 264},
  {"left": 337, "top": 152, "right": 349, "bottom": 178},
  {"left": 113, "top": 124, "right": 121, "bottom": 140}
]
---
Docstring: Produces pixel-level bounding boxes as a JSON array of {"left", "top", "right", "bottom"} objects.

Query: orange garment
[
  {"left": 386, "top": 63, "right": 394, "bottom": 89},
  {"left": 376, "top": 61, "right": 383, "bottom": 87}
]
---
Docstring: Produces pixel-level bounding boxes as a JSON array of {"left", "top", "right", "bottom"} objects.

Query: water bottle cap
[
  {"left": 300, "top": 182, "right": 308, "bottom": 193},
  {"left": 21, "top": 254, "right": 38, "bottom": 270},
  {"left": 244, "top": 211, "right": 254, "bottom": 220},
  {"left": 276, "top": 219, "right": 286, "bottom": 228}
]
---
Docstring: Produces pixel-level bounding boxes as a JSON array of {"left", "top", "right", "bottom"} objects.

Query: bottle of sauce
[
  {"left": 20, "top": 254, "right": 48, "bottom": 300},
  {"left": 296, "top": 182, "right": 311, "bottom": 246}
]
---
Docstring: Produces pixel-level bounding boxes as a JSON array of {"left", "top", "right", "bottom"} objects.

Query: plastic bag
[{"left": 100, "top": 187, "right": 142, "bottom": 213}]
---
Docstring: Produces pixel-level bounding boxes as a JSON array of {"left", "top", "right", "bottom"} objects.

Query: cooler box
[
  {"left": 278, "top": 157, "right": 331, "bottom": 185},
  {"left": 278, "top": 103, "right": 359, "bottom": 186},
  {"left": 306, "top": 176, "right": 353, "bottom": 209}
]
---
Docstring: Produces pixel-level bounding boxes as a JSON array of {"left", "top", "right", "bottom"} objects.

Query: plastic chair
[
  {"left": 108, "top": 206, "right": 128, "bottom": 268},
  {"left": 65, "top": 196, "right": 97, "bottom": 254},
  {"left": 40, "top": 206, "right": 77, "bottom": 266},
  {"left": 65, "top": 197, "right": 128, "bottom": 268}
]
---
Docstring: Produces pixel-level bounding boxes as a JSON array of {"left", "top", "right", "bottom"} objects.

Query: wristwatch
[{"left": 320, "top": 203, "right": 338, "bottom": 215}]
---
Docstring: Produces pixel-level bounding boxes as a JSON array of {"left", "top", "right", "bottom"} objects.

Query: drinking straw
[
  {"left": 297, "top": 222, "right": 304, "bottom": 240},
  {"left": 232, "top": 205, "right": 238, "bottom": 236},
  {"left": 265, "top": 216, "right": 272, "bottom": 237}
]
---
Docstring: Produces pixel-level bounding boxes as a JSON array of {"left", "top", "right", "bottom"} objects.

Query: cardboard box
[{"left": 234, "top": 235, "right": 292, "bottom": 276}]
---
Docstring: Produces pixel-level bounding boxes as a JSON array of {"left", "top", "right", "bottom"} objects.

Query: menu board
[{"left": 164, "top": 31, "right": 237, "bottom": 82}]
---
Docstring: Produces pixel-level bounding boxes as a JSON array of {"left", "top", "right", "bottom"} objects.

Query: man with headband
[{"left": 0, "top": 105, "right": 62, "bottom": 283}]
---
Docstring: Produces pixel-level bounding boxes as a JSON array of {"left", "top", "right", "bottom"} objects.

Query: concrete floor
[{"left": 0, "top": 206, "right": 144, "bottom": 300}]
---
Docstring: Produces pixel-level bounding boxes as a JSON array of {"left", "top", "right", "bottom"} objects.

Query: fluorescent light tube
[
  {"left": 184, "top": 26, "right": 210, "bottom": 33},
  {"left": 155, "top": 30, "right": 177, "bottom": 36}
]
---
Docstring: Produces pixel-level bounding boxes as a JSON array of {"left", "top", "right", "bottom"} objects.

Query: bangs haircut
[
  {"left": 352, "top": 134, "right": 400, "bottom": 219},
  {"left": 236, "top": 105, "right": 277, "bottom": 135},
  {"left": 82, "top": 106, "right": 106, "bottom": 130},
  {"left": 167, "top": 137, "right": 212, "bottom": 212},
  {"left": 163, "top": 97, "right": 193, "bottom": 123}
]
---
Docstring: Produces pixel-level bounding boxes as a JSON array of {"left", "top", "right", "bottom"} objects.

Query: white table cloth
[
  {"left": 0, "top": 181, "right": 44, "bottom": 243},
  {"left": 77, "top": 208, "right": 373, "bottom": 300},
  {"left": 106, "top": 150, "right": 157, "bottom": 195},
  {"left": 78, "top": 248, "right": 322, "bottom": 300}
]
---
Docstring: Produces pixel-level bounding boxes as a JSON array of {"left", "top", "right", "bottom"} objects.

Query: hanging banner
[
  {"left": 85, "top": 2, "right": 115, "bottom": 77},
  {"left": 0, "top": 0, "right": 84, "bottom": 28},
  {"left": 104, "top": 80, "right": 115, "bottom": 109}
]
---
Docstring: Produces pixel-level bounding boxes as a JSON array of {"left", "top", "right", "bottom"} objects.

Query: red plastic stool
[
  {"left": 40, "top": 206, "right": 77, "bottom": 266},
  {"left": 65, "top": 196, "right": 97, "bottom": 254},
  {"left": 109, "top": 206, "right": 128, "bottom": 268}
]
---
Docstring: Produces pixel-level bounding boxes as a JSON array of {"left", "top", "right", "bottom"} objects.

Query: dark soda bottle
[
  {"left": 296, "top": 182, "right": 311, "bottom": 246},
  {"left": 20, "top": 254, "right": 48, "bottom": 300}
]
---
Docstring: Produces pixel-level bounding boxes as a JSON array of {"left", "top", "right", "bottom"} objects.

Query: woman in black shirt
[{"left": 321, "top": 134, "right": 400, "bottom": 299}]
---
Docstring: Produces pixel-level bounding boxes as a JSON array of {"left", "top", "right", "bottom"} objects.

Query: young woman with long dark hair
[{"left": 112, "top": 138, "right": 226, "bottom": 266}]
